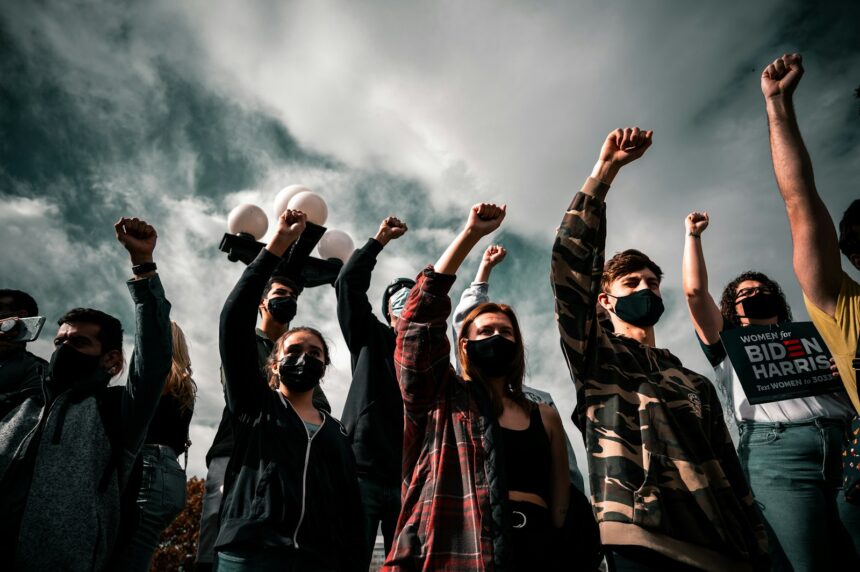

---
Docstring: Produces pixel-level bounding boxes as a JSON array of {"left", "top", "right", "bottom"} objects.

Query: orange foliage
[{"left": 150, "top": 477, "right": 204, "bottom": 571}]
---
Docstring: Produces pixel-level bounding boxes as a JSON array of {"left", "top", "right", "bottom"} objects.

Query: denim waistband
[
  {"left": 737, "top": 417, "right": 847, "bottom": 431},
  {"left": 141, "top": 443, "right": 179, "bottom": 459}
]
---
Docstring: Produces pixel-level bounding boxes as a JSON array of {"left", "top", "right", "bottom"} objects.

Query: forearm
[
  {"left": 682, "top": 234, "right": 708, "bottom": 297},
  {"left": 474, "top": 261, "right": 492, "bottom": 283},
  {"left": 124, "top": 275, "right": 173, "bottom": 451},
  {"left": 335, "top": 239, "right": 381, "bottom": 348},
  {"left": 766, "top": 96, "right": 818, "bottom": 207},
  {"left": 435, "top": 229, "right": 482, "bottom": 276}
]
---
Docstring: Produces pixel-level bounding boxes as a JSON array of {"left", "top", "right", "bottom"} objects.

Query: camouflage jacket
[{"left": 551, "top": 177, "right": 769, "bottom": 571}]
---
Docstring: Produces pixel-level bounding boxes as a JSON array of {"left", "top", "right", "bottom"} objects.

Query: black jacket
[
  {"left": 216, "top": 249, "right": 364, "bottom": 570},
  {"left": 336, "top": 238, "right": 403, "bottom": 485}
]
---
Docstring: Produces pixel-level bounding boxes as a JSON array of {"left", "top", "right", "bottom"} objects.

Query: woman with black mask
[
  {"left": 683, "top": 211, "right": 860, "bottom": 571},
  {"left": 214, "top": 209, "right": 364, "bottom": 572},
  {"left": 382, "top": 203, "right": 570, "bottom": 571}
]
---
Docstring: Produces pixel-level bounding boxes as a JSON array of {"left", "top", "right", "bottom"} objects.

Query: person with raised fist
[
  {"left": 335, "top": 216, "right": 413, "bottom": 567},
  {"left": 213, "top": 209, "right": 364, "bottom": 571},
  {"left": 382, "top": 204, "right": 572, "bottom": 571},
  {"left": 682, "top": 209, "right": 859, "bottom": 569},
  {"left": 552, "top": 128, "right": 769, "bottom": 571},
  {"left": 762, "top": 53, "right": 860, "bottom": 414},
  {"left": 0, "top": 217, "right": 173, "bottom": 571}
]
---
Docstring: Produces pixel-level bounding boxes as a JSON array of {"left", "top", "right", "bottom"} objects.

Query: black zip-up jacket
[
  {"left": 216, "top": 249, "right": 364, "bottom": 571},
  {"left": 335, "top": 238, "right": 403, "bottom": 485}
]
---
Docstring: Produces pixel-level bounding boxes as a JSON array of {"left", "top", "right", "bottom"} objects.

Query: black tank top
[{"left": 501, "top": 406, "right": 551, "bottom": 503}]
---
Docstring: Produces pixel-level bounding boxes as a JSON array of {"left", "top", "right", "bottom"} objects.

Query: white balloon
[
  {"left": 317, "top": 229, "right": 354, "bottom": 263},
  {"left": 227, "top": 204, "right": 268, "bottom": 239},
  {"left": 287, "top": 191, "right": 328, "bottom": 226},
  {"left": 273, "top": 184, "right": 311, "bottom": 218}
]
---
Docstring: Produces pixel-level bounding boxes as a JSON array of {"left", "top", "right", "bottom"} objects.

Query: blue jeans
[
  {"left": 357, "top": 475, "right": 400, "bottom": 567},
  {"left": 738, "top": 418, "right": 860, "bottom": 571},
  {"left": 196, "top": 456, "right": 229, "bottom": 566},
  {"left": 216, "top": 548, "right": 336, "bottom": 572},
  {"left": 114, "top": 444, "right": 187, "bottom": 571}
]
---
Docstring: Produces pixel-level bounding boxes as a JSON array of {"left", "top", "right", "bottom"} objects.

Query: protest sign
[{"left": 720, "top": 322, "right": 842, "bottom": 404}]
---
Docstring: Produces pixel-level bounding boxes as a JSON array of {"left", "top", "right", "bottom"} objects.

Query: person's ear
[
  {"left": 101, "top": 350, "right": 123, "bottom": 377},
  {"left": 597, "top": 292, "right": 613, "bottom": 312}
]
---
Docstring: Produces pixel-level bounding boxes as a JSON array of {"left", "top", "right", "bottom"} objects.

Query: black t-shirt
[{"left": 145, "top": 393, "right": 193, "bottom": 455}]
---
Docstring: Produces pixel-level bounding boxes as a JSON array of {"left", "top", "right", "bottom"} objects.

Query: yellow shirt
[{"left": 804, "top": 272, "right": 860, "bottom": 414}]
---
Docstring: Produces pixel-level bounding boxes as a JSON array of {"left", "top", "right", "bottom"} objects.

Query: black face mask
[
  {"left": 465, "top": 335, "right": 518, "bottom": 379},
  {"left": 49, "top": 343, "right": 104, "bottom": 388},
  {"left": 267, "top": 297, "right": 297, "bottom": 324},
  {"left": 609, "top": 289, "right": 665, "bottom": 328},
  {"left": 278, "top": 353, "right": 325, "bottom": 392},
  {"left": 739, "top": 293, "right": 780, "bottom": 321}
]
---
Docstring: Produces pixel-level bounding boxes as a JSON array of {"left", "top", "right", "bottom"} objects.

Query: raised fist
[
  {"left": 375, "top": 216, "right": 408, "bottom": 246},
  {"left": 761, "top": 53, "right": 803, "bottom": 99},
  {"left": 685, "top": 211, "right": 709, "bottom": 236},
  {"left": 466, "top": 203, "right": 506, "bottom": 238},
  {"left": 598, "top": 127, "right": 653, "bottom": 167},
  {"left": 115, "top": 217, "right": 157, "bottom": 264},
  {"left": 482, "top": 244, "right": 507, "bottom": 268},
  {"left": 277, "top": 209, "right": 307, "bottom": 240}
]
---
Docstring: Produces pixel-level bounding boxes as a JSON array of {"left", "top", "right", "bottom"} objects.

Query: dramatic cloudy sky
[{"left": 2, "top": 1, "right": 858, "bottom": 483}]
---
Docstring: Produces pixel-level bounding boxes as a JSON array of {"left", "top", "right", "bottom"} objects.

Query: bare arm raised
[
  {"left": 763, "top": 53, "right": 842, "bottom": 315},
  {"left": 682, "top": 212, "right": 723, "bottom": 344}
]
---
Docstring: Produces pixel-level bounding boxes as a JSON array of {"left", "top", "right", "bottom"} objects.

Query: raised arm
[
  {"left": 451, "top": 245, "right": 506, "bottom": 340},
  {"left": 552, "top": 128, "right": 652, "bottom": 379},
  {"left": 335, "top": 217, "right": 407, "bottom": 351},
  {"left": 220, "top": 210, "right": 305, "bottom": 414},
  {"left": 682, "top": 212, "right": 723, "bottom": 344},
  {"left": 434, "top": 203, "right": 505, "bottom": 275},
  {"left": 763, "top": 53, "right": 842, "bottom": 315},
  {"left": 114, "top": 217, "right": 173, "bottom": 454}
]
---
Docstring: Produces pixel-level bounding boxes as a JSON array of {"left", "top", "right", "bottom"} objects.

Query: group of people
[{"left": 0, "top": 53, "right": 858, "bottom": 571}]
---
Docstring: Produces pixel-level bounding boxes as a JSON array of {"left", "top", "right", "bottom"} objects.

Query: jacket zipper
[{"left": 280, "top": 395, "right": 326, "bottom": 549}]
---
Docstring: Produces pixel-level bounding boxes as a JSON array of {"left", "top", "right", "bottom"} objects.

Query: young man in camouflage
[{"left": 551, "top": 127, "right": 769, "bottom": 571}]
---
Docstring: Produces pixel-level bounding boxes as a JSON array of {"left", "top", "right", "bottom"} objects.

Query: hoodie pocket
[
  {"left": 249, "top": 462, "right": 276, "bottom": 520},
  {"left": 632, "top": 452, "right": 750, "bottom": 557}
]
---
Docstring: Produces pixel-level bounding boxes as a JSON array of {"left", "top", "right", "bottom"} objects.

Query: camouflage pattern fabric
[{"left": 550, "top": 177, "right": 769, "bottom": 572}]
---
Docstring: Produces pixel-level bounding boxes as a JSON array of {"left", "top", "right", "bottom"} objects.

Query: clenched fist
[
  {"left": 466, "top": 203, "right": 506, "bottom": 238},
  {"left": 599, "top": 127, "right": 653, "bottom": 167},
  {"left": 761, "top": 53, "right": 803, "bottom": 100},
  {"left": 375, "top": 216, "right": 408, "bottom": 246},
  {"left": 685, "top": 212, "right": 709, "bottom": 237},
  {"left": 115, "top": 217, "right": 157, "bottom": 264},
  {"left": 277, "top": 209, "right": 307, "bottom": 240},
  {"left": 482, "top": 245, "right": 507, "bottom": 268}
]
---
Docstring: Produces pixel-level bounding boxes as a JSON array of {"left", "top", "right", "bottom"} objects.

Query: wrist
[
  {"left": 591, "top": 160, "right": 620, "bottom": 185},
  {"left": 373, "top": 231, "right": 390, "bottom": 246},
  {"left": 129, "top": 253, "right": 154, "bottom": 265},
  {"left": 765, "top": 94, "right": 793, "bottom": 114},
  {"left": 461, "top": 227, "right": 487, "bottom": 243},
  {"left": 687, "top": 231, "right": 701, "bottom": 239}
]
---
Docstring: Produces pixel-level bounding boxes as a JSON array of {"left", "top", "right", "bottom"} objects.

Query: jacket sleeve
[
  {"left": 451, "top": 281, "right": 489, "bottom": 343},
  {"left": 220, "top": 249, "right": 282, "bottom": 415},
  {"left": 122, "top": 274, "right": 173, "bottom": 454},
  {"left": 707, "top": 385, "right": 770, "bottom": 568},
  {"left": 395, "top": 267, "right": 456, "bottom": 423},
  {"left": 551, "top": 177, "right": 609, "bottom": 384},
  {"left": 335, "top": 238, "right": 385, "bottom": 353}
]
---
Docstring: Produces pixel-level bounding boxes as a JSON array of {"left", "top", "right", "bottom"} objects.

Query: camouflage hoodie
[{"left": 551, "top": 177, "right": 769, "bottom": 571}]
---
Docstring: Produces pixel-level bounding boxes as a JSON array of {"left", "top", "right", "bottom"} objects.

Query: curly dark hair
[{"left": 719, "top": 271, "right": 792, "bottom": 326}]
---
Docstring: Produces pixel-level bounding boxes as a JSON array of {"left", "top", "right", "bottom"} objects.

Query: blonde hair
[{"left": 166, "top": 321, "right": 197, "bottom": 412}]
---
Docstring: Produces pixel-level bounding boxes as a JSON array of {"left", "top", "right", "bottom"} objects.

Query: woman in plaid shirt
[{"left": 383, "top": 204, "right": 571, "bottom": 571}]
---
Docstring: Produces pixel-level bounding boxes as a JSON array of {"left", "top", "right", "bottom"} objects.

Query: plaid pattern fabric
[{"left": 382, "top": 268, "right": 506, "bottom": 571}]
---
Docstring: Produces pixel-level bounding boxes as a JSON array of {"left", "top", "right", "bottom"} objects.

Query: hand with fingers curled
[
  {"left": 685, "top": 211, "right": 709, "bottom": 237},
  {"left": 761, "top": 53, "right": 803, "bottom": 100},
  {"left": 465, "top": 203, "right": 506, "bottom": 238},
  {"left": 115, "top": 217, "right": 158, "bottom": 265},
  {"left": 265, "top": 209, "right": 307, "bottom": 257},
  {"left": 599, "top": 127, "right": 654, "bottom": 167},
  {"left": 375, "top": 216, "right": 408, "bottom": 246},
  {"left": 482, "top": 244, "right": 507, "bottom": 269}
]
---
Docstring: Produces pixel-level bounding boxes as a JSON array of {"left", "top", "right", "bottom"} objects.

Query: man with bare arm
[{"left": 762, "top": 53, "right": 860, "bottom": 414}]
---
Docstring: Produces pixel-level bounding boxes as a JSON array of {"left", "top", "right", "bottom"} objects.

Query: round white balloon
[
  {"left": 318, "top": 229, "right": 354, "bottom": 263},
  {"left": 287, "top": 191, "right": 328, "bottom": 226},
  {"left": 227, "top": 204, "right": 268, "bottom": 239},
  {"left": 273, "top": 184, "right": 311, "bottom": 218}
]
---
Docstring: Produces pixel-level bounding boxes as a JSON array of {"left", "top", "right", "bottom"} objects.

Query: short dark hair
[
  {"left": 57, "top": 308, "right": 124, "bottom": 353},
  {"left": 719, "top": 271, "right": 792, "bottom": 326},
  {"left": 839, "top": 200, "right": 860, "bottom": 257},
  {"left": 262, "top": 275, "right": 300, "bottom": 301},
  {"left": 601, "top": 249, "right": 663, "bottom": 292},
  {"left": 0, "top": 289, "right": 39, "bottom": 317}
]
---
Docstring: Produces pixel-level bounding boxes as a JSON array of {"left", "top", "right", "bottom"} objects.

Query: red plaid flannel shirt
[{"left": 382, "top": 268, "right": 503, "bottom": 571}]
